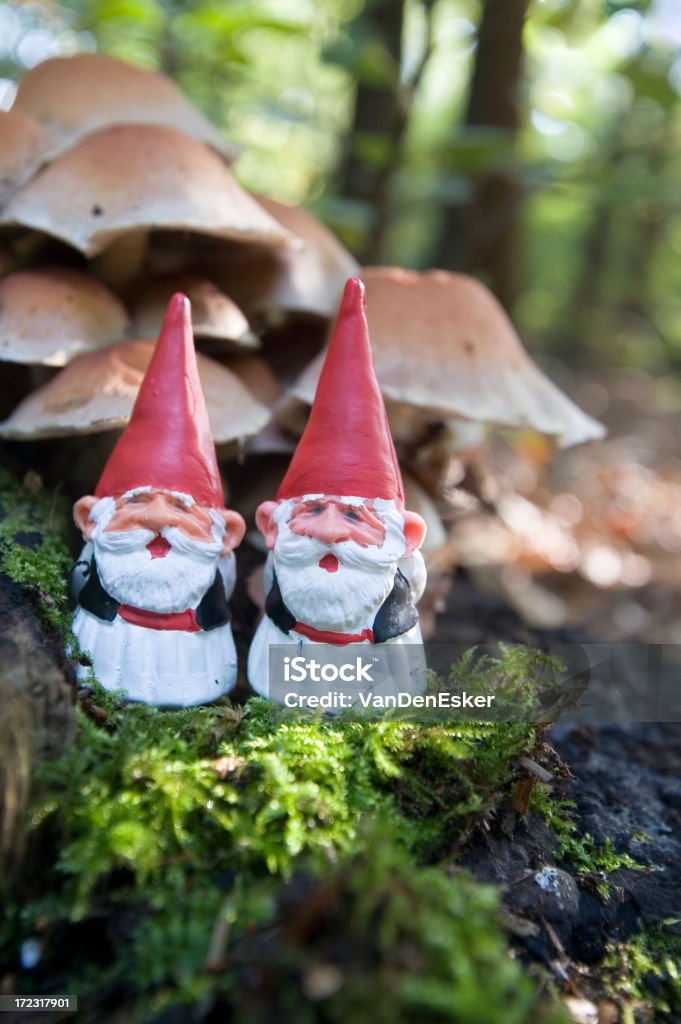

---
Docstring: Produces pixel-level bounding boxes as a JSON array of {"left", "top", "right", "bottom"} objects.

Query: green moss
[
  {"left": 0, "top": 467, "right": 74, "bottom": 632},
  {"left": 530, "top": 785, "right": 642, "bottom": 897},
  {"left": 19, "top": 692, "right": 538, "bottom": 920},
  {"left": 602, "top": 926, "right": 681, "bottom": 1021},
  {"left": 203, "top": 824, "right": 569, "bottom": 1024},
  {"left": 0, "top": 652, "right": 561, "bottom": 1019},
  {"left": 438, "top": 643, "right": 571, "bottom": 723}
]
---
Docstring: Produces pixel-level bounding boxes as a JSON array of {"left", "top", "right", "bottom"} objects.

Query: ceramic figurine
[
  {"left": 71, "top": 293, "right": 246, "bottom": 706},
  {"left": 248, "top": 277, "right": 428, "bottom": 699}
]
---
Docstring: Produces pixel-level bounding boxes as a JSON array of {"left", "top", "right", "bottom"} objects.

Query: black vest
[
  {"left": 76, "top": 558, "right": 230, "bottom": 631},
  {"left": 265, "top": 568, "right": 418, "bottom": 643}
]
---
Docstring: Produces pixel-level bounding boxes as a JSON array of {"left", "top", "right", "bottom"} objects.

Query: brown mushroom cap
[
  {"left": 1, "top": 124, "right": 293, "bottom": 257},
  {"left": 218, "top": 354, "right": 282, "bottom": 407},
  {"left": 11, "top": 53, "right": 237, "bottom": 161},
  {"left": 0, "top": 338, "right": 270, "bottom": 443},
  {"left": 129, "top": 274, "right": 257, "bottom": 350},
  {"left": 218, "top": 353, "right": 295, "bottom": 456},
  {"left": 0, "top": 109, "right": 53, "bottom": 202},
  {"left": 279, "top": 268, "right": 605, "bottom": 449},
  {"left": 0, "top": 267, "right": 130, "bottom": 366},
  {"left": 215, "top": 195, "right": 359, "bottom": 324}
]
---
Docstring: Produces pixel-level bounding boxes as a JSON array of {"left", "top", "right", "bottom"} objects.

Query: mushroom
[
  {"left": 0, "top": 109, "right": 53, "bottom": 203},
  {"left": 213, "top": 194, "right": 359, "bottom": 326},
  {"left": 0, "top": 243, "right": 15, "bottom": 278},
  {"left": 0, "top": 267, "right": 130, "bottom": 366},
  {"left": 128, "top": 274, "right": 258, "bottom": 351},
  {"left": 0, "top": 339, "right": 270, "bottom": 445},
  {"left": 218, "top": 354, "right": 281, "bottom": 407},
  {"left": 11, "top": 53, "right": 237, "bottom": 162},
  {"left": 0, "top": 124, "right": 293, "bottom": 257},
  {"left": 218, "top": 353, "right": 295, "bottom": 455},
  {"left": 278, "top": 268, "right": 605, "bottom": 450},
  {"left": 402, "top": 471, "right": 456, "bottom": 639}
]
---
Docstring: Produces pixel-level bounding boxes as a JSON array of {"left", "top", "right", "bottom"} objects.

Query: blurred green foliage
[{"left": 2, "top": 0, "right": 681, "bottom": 369}]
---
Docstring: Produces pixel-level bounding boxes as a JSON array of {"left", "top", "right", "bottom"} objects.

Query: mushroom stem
[{"left": 92, "top": 230, "right": 149, "bottom": 288}]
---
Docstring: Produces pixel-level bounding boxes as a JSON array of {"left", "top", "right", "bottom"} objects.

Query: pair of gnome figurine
[{"left": 71, "top": 279, "right": 428, "bottom": 707}]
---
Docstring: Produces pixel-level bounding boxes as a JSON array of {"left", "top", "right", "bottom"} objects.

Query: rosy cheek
[
  {"left": 106, "top": 517, "right": 137, "bottom": 533},
  {"left": 186, "top": 522, "right": 211, "bottom": 539},
  {"left": 349, "top": 522, "right": 385, "bottom": 546},
  {"left": 289, "top": 515, "right": 313, "bottom": 537},
  {"left": 182, "top": 514, "right": 215, "bottom": 540}
]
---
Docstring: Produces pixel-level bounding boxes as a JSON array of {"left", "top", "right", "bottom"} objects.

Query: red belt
[
  {"left": 118, "top": 605, "right": 201, "bottom": 632},
  {"left": 293, "top": 622, "right": 374, "bottom": 646}
]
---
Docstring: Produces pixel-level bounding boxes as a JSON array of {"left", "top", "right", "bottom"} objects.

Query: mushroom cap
[
  {"left": 218, "top": 354, "right": 294, "bottom": 456},
  {"left": 129, "top": 274, "right": 257, "bottom": 349},
  {"left": 11, "top": 53, "right": 237, "bottom": 161},
  {"left": 0, "top": 109, "right": 53, "bottom": 202},
  {"left": 0, "top": 338, "right": 270, "bottom": 443},
  {"left": 216, "top": 195, "right": 359, "bottom": 324},
  {"left": 1, "top": 124, "right": 293, "bottom": 257},
  {"left": 279, "top": 268, "right": 605, "bottom": 449},
  {"left": 218, "top": 354, "right": 282, "bottom": 407},
  {"left": 0, "top": 267, "right": 130, "bottom": 366}
]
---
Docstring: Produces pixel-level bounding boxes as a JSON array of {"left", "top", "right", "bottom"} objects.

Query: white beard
[
  {"left": 91, "top": 505, "right": 224, "bottom": 614},
  {"left": 271, "top": 499, "right": 408, "bottom": 633}
]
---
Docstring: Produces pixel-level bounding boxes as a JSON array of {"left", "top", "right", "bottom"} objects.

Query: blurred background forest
[
  {"left": 2, "top": 0, "right": 681, "bottom": 376},
  {"left": 2, "top": 0, "right": 681, "bottom": 644}
]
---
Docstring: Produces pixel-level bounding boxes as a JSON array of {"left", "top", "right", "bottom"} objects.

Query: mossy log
[
  {"left": 0, "top": 467, "right": 76, "bottom": 868},
  {"left": 0, "top": 570, "right": 74, "bottom": 866}
]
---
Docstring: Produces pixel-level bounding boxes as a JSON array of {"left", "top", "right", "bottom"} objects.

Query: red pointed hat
[
  {"left": 277, "top": 277, "right": 403, "bottom": 503},
  {"left": 94, "top": 293, "right": 224, "bottom": 506}
]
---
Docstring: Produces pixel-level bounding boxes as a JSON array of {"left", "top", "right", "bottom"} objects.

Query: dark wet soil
[{"left": 436, "top": 569, "right": 681, "bottom": 983}]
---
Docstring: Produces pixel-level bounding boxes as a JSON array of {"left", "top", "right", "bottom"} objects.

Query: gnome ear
[
  {"left": 216, "top": 509, "right": 246, "bottom": 555},
  {"left": 73, "top": 495, "right": 99, "bottom": 539},
  {"left": 255, "top": 500, "right": 280, "bottom": 550},
  {"left": 402, "top": 510, "right": 427, "bottom": 556}
]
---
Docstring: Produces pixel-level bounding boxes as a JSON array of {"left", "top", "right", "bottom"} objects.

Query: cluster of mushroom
[
  {"left": 0, "top": 53, "right": 336, "bottom": 449},
  {"left": 0, "top": 52, "right": 604, "bottom": 635}
]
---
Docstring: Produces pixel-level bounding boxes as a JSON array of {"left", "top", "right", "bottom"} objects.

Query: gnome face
[
  {"left": 257, "top": 495, "right": 426, "bottom": 633},
  {"left": 74, "top": 487, "right": 244, "bottom": 615}
]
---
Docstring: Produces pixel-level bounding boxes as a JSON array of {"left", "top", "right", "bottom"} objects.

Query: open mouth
[
  {"left": 147, "top": 536, "right": 171, "bottom": 559},
  {"left": 319, "top": 553, "right": 339, "bottom": 573}
]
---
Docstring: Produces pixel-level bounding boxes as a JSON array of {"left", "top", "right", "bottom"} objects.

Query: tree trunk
[
  {"left": 337, "top": 0, "right": 406, "bottom": 264},
  {"left": 433, "top": 0, "right": 529, "bottom": 309}
]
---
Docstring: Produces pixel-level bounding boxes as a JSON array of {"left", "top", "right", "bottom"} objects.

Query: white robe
[
  {"left": 247, "top": 613, "right": 425, "bottom": 703},
  {"left": 71, "top": 549, "right": 238, "bottom": 707}
]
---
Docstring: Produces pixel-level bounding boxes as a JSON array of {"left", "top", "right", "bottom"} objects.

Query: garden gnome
[
  {"left": 248, "top": 277, "right": 428, "bottom": 699},
  {"left": 71, "top": 293, "right": 246, "bottom": 706}
]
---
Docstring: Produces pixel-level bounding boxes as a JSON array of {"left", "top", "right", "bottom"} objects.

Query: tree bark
[{"left": 338, "top": 0, "right": 436, "bottom": 264}]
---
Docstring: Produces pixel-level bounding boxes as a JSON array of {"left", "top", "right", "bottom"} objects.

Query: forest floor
[{"left": 428, "top": 365, "right": 681, "bottom": 1022}]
